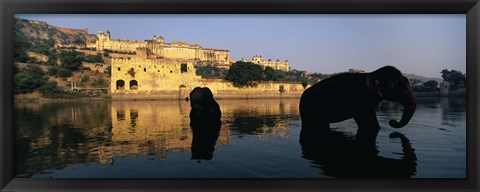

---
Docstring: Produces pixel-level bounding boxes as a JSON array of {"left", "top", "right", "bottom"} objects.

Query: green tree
[
  {"left": 441, "top": 69, "right": 466, "bottom": 89},
  {"left": 47, "top": 66, "right": 58, "bottom": 76},
  {"left": 38, "top": 82, "right": 65, "bottom": 99},
  {"left": 264, "top": 66, "right": 277, "bottom": 81},
  {"left": 14, "top": 35, "right": 31, "bottom": 62},
  {"left": 14, "top": 66, "right": 47, "bottom": 93},
  {"left": 81, "top": 75, "right": 90, "bottom": 83},
  {"left": 57, "top": 68, "right": 73, "bottom": 78},
  {"left": 225, "top": 61, "right": 265, "bottom": 87},
  {"left": 72, "top": 37, "right": 86, "bottom": 46},
  {"left": 84, "top": 54, "right": 104, "bottom": 63},
  {"left": 424, "top": 80, "right": 439, "bottom": 88},
  {"left": 58, "top": 50, "right": 84, "bottom": 71},
  {"left": 279, "top": 85, "right": 285, "bottom": 95}
]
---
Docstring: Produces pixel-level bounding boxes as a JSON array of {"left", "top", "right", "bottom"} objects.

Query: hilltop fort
[{"left": 86, "top": 31, "right": 290, "bottom": 72}]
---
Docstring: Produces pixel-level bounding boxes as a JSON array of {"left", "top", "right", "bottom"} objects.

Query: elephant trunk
[{"left": 389, "top": 86, "right": 416, "bottom": 129}]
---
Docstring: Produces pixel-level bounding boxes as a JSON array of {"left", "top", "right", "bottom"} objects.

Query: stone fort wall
[{"left": 111, "top": 58, "right": 306, "bottom": 100}]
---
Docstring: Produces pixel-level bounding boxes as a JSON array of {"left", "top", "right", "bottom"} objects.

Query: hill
[
  {"left": 15, "top": 18, "right": 96, "bottom": 46},
  {"left": 403, "top": 73, "right": 443, "bottom": 83}
]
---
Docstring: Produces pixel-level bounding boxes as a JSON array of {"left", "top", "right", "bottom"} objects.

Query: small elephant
[
  {"left": 189, "top": 87, "right": 222, "bottom": 126},
  {"left": 299, "top": 66, "right": 416, "bottom": 143}
]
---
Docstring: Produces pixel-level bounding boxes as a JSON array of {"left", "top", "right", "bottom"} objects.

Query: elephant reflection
[
  {"left": 189, "top": 87, "right": 222, "bottom": 160},
  {"left": 300, "top": 129, "right": 417, "bottom": 178},
  {"left": 190, "top": 123, "right": 221, "bottom": 160}
]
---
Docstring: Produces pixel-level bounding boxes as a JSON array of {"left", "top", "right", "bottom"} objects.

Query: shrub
[
  {"left": 38, "top": 82, "right": 64, "bottom": 99},
  {"left": 81, "top": 75, "right": 90, "bottom": 82},
  {"left": 57, "top": 68, "right": 73, "bottom": 78},
  {"left": 14, "top": 71, "right": 47, "bottom": 93},
  {"left": 47, "top": 66, "right": 58, "bottom": 76}
]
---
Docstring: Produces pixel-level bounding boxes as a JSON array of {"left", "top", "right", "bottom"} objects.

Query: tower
[{"left": 97, "top": 31, "right": 111, "bottom": 52}]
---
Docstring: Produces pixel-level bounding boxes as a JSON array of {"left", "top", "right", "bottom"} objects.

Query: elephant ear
[{"left": 366, "top": 75, "right": 383, "bottom": 99}]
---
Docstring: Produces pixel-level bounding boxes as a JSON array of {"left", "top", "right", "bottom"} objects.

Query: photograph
[{"left": 12, "top": 14, "right": 466, "bottom": 179}]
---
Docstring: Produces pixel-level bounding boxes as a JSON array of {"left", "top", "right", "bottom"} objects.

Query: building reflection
[
  {"left": 14, "top": 99, "right": 301, "bottom": 176},
  {"left": 104, "top": 100, "right": 229, "bottom": 164}
]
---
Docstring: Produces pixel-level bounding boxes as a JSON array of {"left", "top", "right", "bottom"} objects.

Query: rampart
[{"left": 110, "top": 58, "right": 306, "bottom": 100}]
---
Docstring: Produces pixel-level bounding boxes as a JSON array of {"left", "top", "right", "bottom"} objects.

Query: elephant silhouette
[
  {"left": 189, "top": 87, "right": 221, "bottom": 127},
  {"left": 189, "top": 87, "right": 222, "bottom": 160},
  {"left": 299, "top": 66, "right": 416, "bottom": 145},
  {"left": 300, "top": 129, "right": 417, "bottom": 178}
]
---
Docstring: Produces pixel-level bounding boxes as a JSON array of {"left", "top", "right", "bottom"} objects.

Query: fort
[
  {"left": 87, "top": 31, "right": 290, "bottom": 71},
  {"left": 110, "top": 57, "right": 305, "bottom": 100},
  {"left": 81, "top": 30, "right": 300, "bottom": 100}
]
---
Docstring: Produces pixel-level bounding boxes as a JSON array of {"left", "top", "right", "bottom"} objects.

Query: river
[{"left": 14, "top": 97, "right": 466, "bottom": 178}]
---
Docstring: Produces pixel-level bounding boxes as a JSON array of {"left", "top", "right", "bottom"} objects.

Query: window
[
  {"left": 181, "top": 64, "right": 187, "bottom": 73},
  {"left": 130, "top": 80, "right": 138, "bottom": 90},
  {"left": 116, "top": 80, "right": 125, "bottom": 90}
]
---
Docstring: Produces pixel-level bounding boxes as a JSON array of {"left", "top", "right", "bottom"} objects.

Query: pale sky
[{"left": 16, "top": 14, "right": 466, "bottom": 78}]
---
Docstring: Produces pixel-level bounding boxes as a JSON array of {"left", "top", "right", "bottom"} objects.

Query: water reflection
[
  {"left": 14, "top": 99, "right": 299, "bottom": 177},
  {"left": 14, "top": 97, "right": 464, "bottom": 178},
  {"left": 190, "top": 123, "right": 221, "bottom": 161},
  {"left": 300, "top": 129, "right": 417, "bottom": 178}
]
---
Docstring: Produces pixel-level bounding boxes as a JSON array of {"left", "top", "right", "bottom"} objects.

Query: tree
[
  {"left": 47, "top": 66, "right": 58, "bottom": 76},
  {"left": 279, "top": 85, "right": 285, "bottom": 95},
  {"left": 72, "top": 37, "right": 86, "bottom": 46},
  {"left": 14, "top": 35, "right": 31, "bottom": 63},
  {"left": 441, "top": 69, "right": 466, "bottom": 89},
  {"left": 57, "top": 68, "right": 73, "bottom": 78},
  {"left": 264, "top": 66, "right": 277, "bottom": 81},
  {"left": 225, "top": 61, "right": 265, "bottom": 87},
  {"left": 84, "top": 54, "right": 104, "bottom": 63},
  {"left": 58, "top": 50, "right": 84, "bottom": 71},
  {"left": 424, "top": 80, "right": 439, "bottom": 88},
  {"left": 38, "top": 82, "right": 65, "bottom": 99},
  {"left": 14, "top": 65, "right": 47, "bottom": 93}
]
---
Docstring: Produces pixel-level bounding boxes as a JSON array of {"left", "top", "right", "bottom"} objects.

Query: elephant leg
[
  {"left": 301, "top": 117, "right": 330, "bottom": 131},
  {"left": 354, "top": 110, "right": 381, "bottom": 150}
]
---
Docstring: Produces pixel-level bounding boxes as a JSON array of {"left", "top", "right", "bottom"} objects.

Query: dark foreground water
[{"left": 14, "top": 97, "right": 466, "bottom": 178}]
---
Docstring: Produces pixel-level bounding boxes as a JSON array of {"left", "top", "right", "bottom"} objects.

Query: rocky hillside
[{"left": 15, "top": 18, "right": 97, "bottom": 47}]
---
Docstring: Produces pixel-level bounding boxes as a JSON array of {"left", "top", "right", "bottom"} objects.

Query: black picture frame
[{"left": 1, "top": 0, "right": 479, "bottom": 191}]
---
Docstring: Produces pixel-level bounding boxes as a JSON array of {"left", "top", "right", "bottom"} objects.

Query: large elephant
[
  {"left": 189, "top": 87, "right": 222, "bottom": 127},
  {"left": 299, "top": 66, "right": 416, "bottom": 143}
]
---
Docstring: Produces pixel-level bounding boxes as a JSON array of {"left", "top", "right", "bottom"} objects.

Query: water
[{"left": 14, "top": 97, "right": 466, "bottom": 178}]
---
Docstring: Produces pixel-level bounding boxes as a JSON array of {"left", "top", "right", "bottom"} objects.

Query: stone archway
[
  {"left": 116, "top": 80, "right": 125, "bottom": 90},
  {"left": 130, "top": 80, "right": 138, "bottom": 90}
]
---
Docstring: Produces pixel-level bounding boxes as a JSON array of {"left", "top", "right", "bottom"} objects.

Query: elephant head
[
  {"left": 190, "top": 87, "right": 215, "bottom": 111},
  {"left": 368, "top": 66, "right": 416, "bottom": 128}
]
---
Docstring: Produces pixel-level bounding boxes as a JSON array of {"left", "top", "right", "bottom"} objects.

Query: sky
[{"left": 16, "top": 14, "right": 466, "bottom": 78}]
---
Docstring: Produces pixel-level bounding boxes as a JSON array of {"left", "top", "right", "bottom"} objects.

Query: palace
[
  {"left": 242, "top": 55, "right": 290, "bottom": 71},
  {"left": 88, "top": 31, "right": 231, "bottom": 66},
  {"left": 87, "top": 31, "right": 290, "bottom": 71}
]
